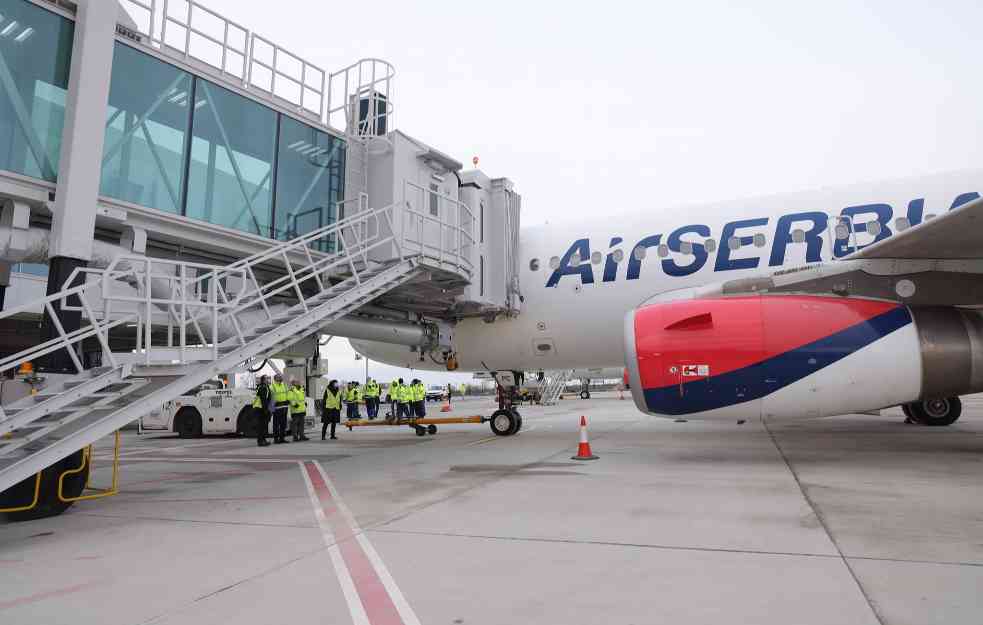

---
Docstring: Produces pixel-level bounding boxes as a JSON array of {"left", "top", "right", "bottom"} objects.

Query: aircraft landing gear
[{"left": 902, "top": 397, "right": 962, "bottom": 426}]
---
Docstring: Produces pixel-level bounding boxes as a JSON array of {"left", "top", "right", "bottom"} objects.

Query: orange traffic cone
[
  {"left": 440, "top": 402, "right": 451, "bottom": 413},
  {"left": 571, "top": 415, "right": 598, "bottom": 460}
]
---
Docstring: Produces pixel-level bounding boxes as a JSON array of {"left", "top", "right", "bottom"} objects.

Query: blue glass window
[
  {"left": 0, "top": 0, "right": 73, "bottom": 182},
  {"left": 185, "top": 79, "right": 276, "bottom": 237},
  {"left": 274, "top": 115, "right": 345, "bottom": 251},
  {"left": 100, "top": 43, "right": 193, "bottom": 214}
]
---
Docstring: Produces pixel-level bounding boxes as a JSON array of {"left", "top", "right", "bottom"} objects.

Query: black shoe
[
  {"left": 300, "top": 436, "right": 310, "bottom": 441},
  {"left": 274, "top": 439, "right": 284, "bottom": 444},
  {"left": 330, "top": 435, "right": 337, "bottom": 440},
  {"left": 258, "top": 440, "right": 270, "bottom": 447}
]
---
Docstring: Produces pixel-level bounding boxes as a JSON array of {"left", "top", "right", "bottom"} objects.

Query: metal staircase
[
  {"left": 539, "top": 370, "right": 574, "bottom": 406},
  {"left": 0, "top": 204, "right": 424, "bottom": 494}
]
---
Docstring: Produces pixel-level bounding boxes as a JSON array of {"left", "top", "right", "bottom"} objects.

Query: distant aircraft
[{"left": 355, "top": 169, "right": 983, "bottom": 426}]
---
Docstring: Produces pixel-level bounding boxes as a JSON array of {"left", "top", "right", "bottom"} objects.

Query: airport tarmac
[{"left": 1, "top": 393, "right": 981, "bottom": 625}]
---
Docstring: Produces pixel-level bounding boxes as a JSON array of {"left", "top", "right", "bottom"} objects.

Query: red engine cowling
[{"left": 623, "top": 295, "right": 983, "bottom": 421}]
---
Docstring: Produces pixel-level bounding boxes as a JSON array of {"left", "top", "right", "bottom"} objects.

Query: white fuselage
[{"left": 354, "top": 169, "right": 982, "bottom": 373}]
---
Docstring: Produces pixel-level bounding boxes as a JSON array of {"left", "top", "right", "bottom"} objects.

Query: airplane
[{"left": 353, "top": 168, "right": 983, "bottom": 427}]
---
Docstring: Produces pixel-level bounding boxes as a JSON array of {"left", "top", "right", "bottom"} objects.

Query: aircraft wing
[{"left": 849, "top": 195, "right": 983, "bottom": 260}]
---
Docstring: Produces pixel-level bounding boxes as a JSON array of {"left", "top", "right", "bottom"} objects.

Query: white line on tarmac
[{"left": 300, "top": 460, "right": 421, "bottom": 625}]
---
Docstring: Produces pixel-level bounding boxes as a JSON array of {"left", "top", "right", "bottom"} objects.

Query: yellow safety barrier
[
  {"left": 57, "top": 431, "right": 121, "bottom": 503},
  {"left": 0, "top": 472, "right": 41, "bottom": 513}
]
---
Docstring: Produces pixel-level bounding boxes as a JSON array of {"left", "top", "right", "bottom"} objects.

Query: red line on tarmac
[
  {"left": 0, "top": 580, "right": 102, "bottom": 610},
  {"left": 303, "top": 461, "right": 405, "bottom": 625}
]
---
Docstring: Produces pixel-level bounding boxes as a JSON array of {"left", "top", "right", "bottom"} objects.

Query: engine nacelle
[{"left": 623, "top": 295, "right": 983, "bottom": 421}]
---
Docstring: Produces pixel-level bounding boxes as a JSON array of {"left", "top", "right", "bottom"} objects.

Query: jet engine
[{"left": 623, "top": 295, "right": 983, "bottom": 421}]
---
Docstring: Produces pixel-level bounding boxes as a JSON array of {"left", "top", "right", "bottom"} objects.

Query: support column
[
  {"left": 40, "top": 0, "right": 117, "bottom": 372},
  {"left": 0, "top": 262, "right": 9, "bottom": 311}
]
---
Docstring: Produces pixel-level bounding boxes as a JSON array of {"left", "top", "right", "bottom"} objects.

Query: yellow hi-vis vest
[
  {"left": 323, "top": 388, "right": 342, "bottom": 410},
  {"left": 347, "top": 387, "right": 362, "bottom": 403},
  {"left": 271, "top": 382, "right": 288, "bottom": 404},
  {"left": 389, "top": 381, "right": 400, "bottom": 401},
  {"left": 398, "top": 384, "right": 411, "bottom": 403},
  {"left": 364, "top": 381, "right": 380, "bottom": 398},
  {"left": 288, "top": 387, "right": 306, "bottom": 414}
]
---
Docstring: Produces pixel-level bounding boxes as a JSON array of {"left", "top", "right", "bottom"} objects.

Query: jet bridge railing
[{"left": 402, "top": 180, "right": 476, "bottom": 277}]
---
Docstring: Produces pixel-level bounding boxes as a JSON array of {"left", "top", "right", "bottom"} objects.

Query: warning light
[
  {"left": 472, "top": 156, "right": 479, "bottom": 168},
  {"left": 17, "top": 361, "right": 33, "bottom": 376}
]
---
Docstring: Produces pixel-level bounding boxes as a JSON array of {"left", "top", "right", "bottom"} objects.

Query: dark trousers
[
  {"left": 273, "top": 405, "right": 288, "bottom": 440},
  {"left": 322, "top": 421, "right": 337, "bottom": 438},
  {"left": 413, "top": 400, "right": 426, "bottom": 418},
  {"left": 291, "top": 413, "right": 306, "bottom": 440},
  {"left": 346, "top": 402, "right": 359, "bottom": 420},
  {"left": 257, "top": 409, "right": 270, "bottom": 443},
  {"left": 397, "top": 402, "right": 410, "bottom": 419},
  {"left": 365, "top": 397, "right": 378, "bottom": 419}
]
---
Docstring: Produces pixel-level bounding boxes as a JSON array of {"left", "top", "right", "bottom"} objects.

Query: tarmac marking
[
  {"left": 0, "top": 580, "right": 103, "bottom": 610},
  {"left": 300, "top": 460, "right": 421, "bottom": 625},
  {"left": 463, "top": 424, "right": 538, "bottom": 446}
]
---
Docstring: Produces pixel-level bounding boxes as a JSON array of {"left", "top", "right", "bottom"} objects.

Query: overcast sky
[{"left": 202, "top": 0, "right": 983, "bottom": 384}]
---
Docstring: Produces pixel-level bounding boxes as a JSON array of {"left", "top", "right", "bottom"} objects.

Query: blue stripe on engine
[{"left": 642, "top": 305, "right": 912, "bottom": 415}]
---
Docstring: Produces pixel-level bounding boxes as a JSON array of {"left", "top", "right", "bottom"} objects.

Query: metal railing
[
  {"left": 118, "top": 0, "right": 330, "bottom": 122},
  {"left": 327, "top": 59, "right": 395, "bottom": 137},
  {"left": 402, "top": 180, "right": 476, "bottom": 276}
]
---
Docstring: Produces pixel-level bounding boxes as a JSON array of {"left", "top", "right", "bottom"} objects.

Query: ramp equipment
[
  {"left": 539, "top": 370, "right": 574, "bottom": 405},
  {"left": 345, "top": 408, "right": 522, "bottom": 437},
  {"left": 0, "top": 204, "right": 439, "bottom": 517}
]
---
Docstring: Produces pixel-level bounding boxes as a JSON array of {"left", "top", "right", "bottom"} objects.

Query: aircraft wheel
[
  {"left": 510, "top": 409, "right": 523, "bottom": 434},
  {"left": 910, "top": 397, "right": 962, "bottom": 426},
  {"left": 427, "top": 424, "right": 437, "bottom": 435},
  {"left": 580, "top": 390, "right": 590, "bottom": 400},
  {"left": 176, "top": 408, "right": 203, "bottom": 438},
  {"left": 490, "top": 409, "right": 516, "bottom": 436}
]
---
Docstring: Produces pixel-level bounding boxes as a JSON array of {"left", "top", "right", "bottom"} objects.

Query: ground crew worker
[
  {"left": 321, "top": 380, "right": 342, "bottom": 439},
  {"left": 254, "top": 375, "right": 272, "bottom": 447},
  {"left": 346, "top": 381, "right": 362, "bottom": 420},
  {"left": 364, "top": 377, "right": 380, "bottom": 420},
  {"left": 388, "top": 379, "right": 400, "bottom": 419},
  {"left": 288, "top": 380, "right": 310, "bottom": 442},
  {"left": 412, "top": 379, "right": 427, "bottom": 418},
  {"left": 447, "top": 383, "right": 453, "bottom": 405},
  {"left": 396, "top": 377, "right": 411, "bottom": 419},
  {"left": 271, "top": 373, "right": 289, "bottom": 444}
]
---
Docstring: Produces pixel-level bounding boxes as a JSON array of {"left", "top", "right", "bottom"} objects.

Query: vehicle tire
[
  {"left": 580, "top": 390, "right": 590, "bottom": 400},
  {"left": 909, "top": 397, "right": 962, "bottom": 426},
  {"left": 1, "top": 449, "right": 88, "bottom": 522},
  {"left": 901, "top": 404, "right": 913, "bottom": 420},
  {"left": 427, "top": 424, "right": 437, "bottom": 435},
  {"left": 175, "top": 408, "right": 203, "bottom": 438},
  {"left": 237, "top": 407, "right": 258, "bottom": 438},
  {"left": 415, "top": 426, "right": 426, "bottom": 437},
  {"left": 489, "top": 409, "right": 516, "bottom": 436}
]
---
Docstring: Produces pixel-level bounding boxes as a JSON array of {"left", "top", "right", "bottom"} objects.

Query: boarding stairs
[
  {"left": 539, "top": 370, "right": 574, "bottom": 406},
  {"left": 0, "top": 204, "right": 428, "bottom": 494}
]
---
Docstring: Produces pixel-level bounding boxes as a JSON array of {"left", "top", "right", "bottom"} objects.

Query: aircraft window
[
  {"left": 895, "top": 217, "right": 910, "bottom": 231},
  {"left": 834, "top": 224, "right": 849, "bottom": 240},
  {"left": 792, "top": 229, "right": 805, "bottom": 243},
  {"left": 529, "top": 258, "right": 540, "bottom": 271},
  {"left": 753, "top": 233, "right": 766, "bottom": 248},
  {"left": 591, "top": 251, "right": 602, "bottom": 264},
  {"left": 705, "top": 239, "right": 717, "bottom": 253},
  {"left": 657, "top": 244, "right": 669, "bottom": 258},
  {"left": 679, "top": 241, "right": 693, "bottom": 255},
  {"left": 727, "top": 236, "right": 741, "bottom": 251},
  {"left": 549, "top": 256, "right": 560, "bottom": 270},
  {"left": 633, "top": 246, "right": 646, "bottom": 261},
  {"left": 866, "top": 221, "right": 882, "bottom": 237},
  {"left": 612, "top": 249, "right": 624, "bottom": 262}
]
